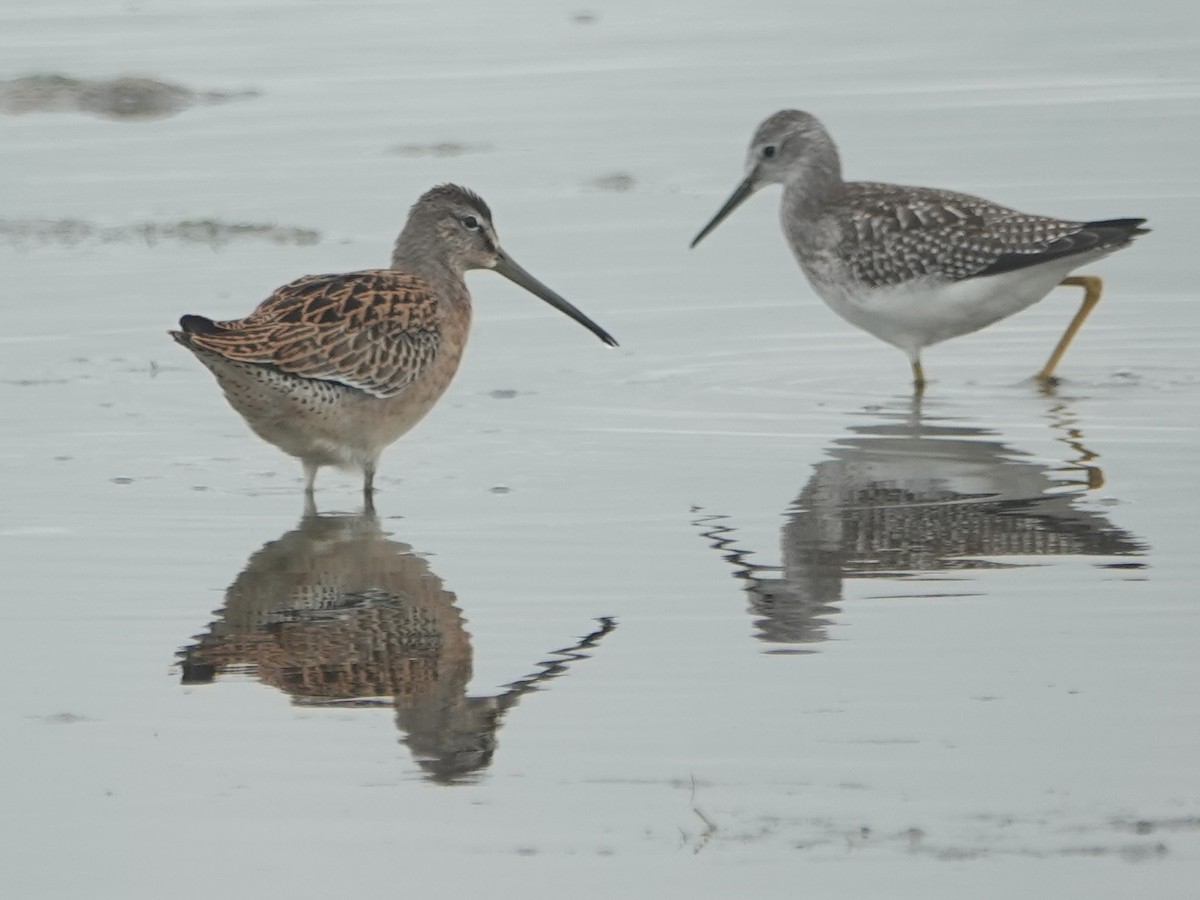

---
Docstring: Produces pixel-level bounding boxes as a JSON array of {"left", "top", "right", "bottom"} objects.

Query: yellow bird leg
[
  {"left": 1037, "top": 275, "right": 1103, "bottom": 382},
  {"left": 911, "top": 358, "right": 926, "bottom": 393}
]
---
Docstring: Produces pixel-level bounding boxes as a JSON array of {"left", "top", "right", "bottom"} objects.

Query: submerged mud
[
  {"left": 0, "top": 218, "right": 320, "bottom": 249},
  {"left": 0, "top": 74, "right": 258, "bottom": 120}
]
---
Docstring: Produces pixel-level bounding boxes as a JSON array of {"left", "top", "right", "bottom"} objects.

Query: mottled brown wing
[
  {"left": 183, "top": 270, "right": 442, "bottom": 398},
  {"left": 838, "top": 182, "right": 1092, "bottom": 287}
]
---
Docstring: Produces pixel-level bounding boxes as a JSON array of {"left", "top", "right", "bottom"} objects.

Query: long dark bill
[
  {"left": 689, "top": 176, "right": 756, "bottom": 249},
  {"left": 494, "top": 251, "right": 618, "bottom": 347}
]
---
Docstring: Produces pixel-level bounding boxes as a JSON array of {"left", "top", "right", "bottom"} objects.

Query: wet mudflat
[{"left": 2, "top": 1, "right": 1199, "bottom": 897}]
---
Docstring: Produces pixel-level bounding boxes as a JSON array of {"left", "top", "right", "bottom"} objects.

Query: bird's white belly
[{"left": 804, "top": 259, "right": 1084, "bottom": 359}]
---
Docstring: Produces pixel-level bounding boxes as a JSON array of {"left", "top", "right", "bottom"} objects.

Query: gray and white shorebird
[
  {"left": 171, "top": 184, "right": 618, "bottom": 495},
  {"left": 690, "top": 109, "right": 1148, "bottom": 390}
]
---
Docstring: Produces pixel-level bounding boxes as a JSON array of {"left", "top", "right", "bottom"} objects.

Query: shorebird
[
  {"left": 171, "top": 184, "right": 617, "bottom": 494},
  {"left": 690, "top": 110, "right": 1148, "bottom": 390}
]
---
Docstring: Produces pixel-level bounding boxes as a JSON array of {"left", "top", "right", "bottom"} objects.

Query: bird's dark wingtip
[
  {"left": 1084, "top": 217, "right": 1151, "bottom": 239},
  {"left": 171, "top": 314, "right": 221, "bottom": 348},
  {"left": 178, "top": 313, "right": 219, "bottom": 335}
]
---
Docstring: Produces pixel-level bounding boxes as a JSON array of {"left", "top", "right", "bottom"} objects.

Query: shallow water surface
[{"left": 2, "top": 1, "right": 1199, "bottom": 897}]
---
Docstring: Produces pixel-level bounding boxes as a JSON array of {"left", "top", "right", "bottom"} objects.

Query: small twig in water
[{"left": 688, "top": 775, "right": 718, "bottom": 854}]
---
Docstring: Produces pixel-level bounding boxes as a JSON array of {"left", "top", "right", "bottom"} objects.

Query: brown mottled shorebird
[
  {"left": 171, "top": 184, "right": 617, "bottom": 494},
  {"left": 691, "top": 110, "right": 1148, "bottom": 390}
]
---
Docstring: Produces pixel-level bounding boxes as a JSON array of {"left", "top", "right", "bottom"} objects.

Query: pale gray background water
[{"left": 3, "top": 1, "right": 1199, "bottom": 896}]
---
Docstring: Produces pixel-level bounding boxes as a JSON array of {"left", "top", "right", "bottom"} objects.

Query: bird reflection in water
[
  {"left": 697, "top": 396, "right": 1146, "bottom": 650},
  {"left": 177, "top": 500, "right": 615, "bottom": 783}
]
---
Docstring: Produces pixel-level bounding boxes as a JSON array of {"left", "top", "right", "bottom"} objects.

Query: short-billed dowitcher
[
  {"left": 690, "top": 110, "right": 1148, "bottom": 390},
  {"left": 171, "top": 184, "right": 617, "bottom": 494}
]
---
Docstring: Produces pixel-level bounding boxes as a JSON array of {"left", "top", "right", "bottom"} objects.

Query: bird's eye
[
  {"left": 761, "top": 145, "right": 777, "bottom": 159},
  {"left": 461, "top": 215, "right": 480, "bottom": 230}
]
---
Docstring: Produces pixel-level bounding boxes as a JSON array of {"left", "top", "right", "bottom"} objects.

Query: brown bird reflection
[
  {"left": 177, "top": 503, "right": 615, "bottom": 783},
  {"left": 697, "top": 396, "right": 1145, "bottom": 650}
]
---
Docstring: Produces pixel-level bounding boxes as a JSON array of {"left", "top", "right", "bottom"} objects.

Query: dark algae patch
[
  {"left": 0, "top": 219, "right": 320, "bottom": 249},
  {"left": 0, "top": 74, "right": 258, "bottom": 120}
]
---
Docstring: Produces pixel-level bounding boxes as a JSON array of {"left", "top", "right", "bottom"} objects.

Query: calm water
[{"left": 3, "top": 1, "right": 1199, "bottom": 897}]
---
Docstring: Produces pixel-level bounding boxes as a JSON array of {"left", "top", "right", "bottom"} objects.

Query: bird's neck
[
  {"left": 391, "top": 230, "right": 464, "bottom": 287},
  {"left": 783, "top": 139, "right": 844, "bottom": 222}
]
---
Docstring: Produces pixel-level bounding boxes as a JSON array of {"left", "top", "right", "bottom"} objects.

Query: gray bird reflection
[
  {"left": 697, "top": 397, "right": 1145, "bottom": 650},
  {"left": 177, "top": 502, "right": 614, "bottom": 784}
]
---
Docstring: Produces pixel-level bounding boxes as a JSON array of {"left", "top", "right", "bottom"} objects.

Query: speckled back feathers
[
  {"left": 173, "top": 269, "right": 443, "bottom": 398},
  {"left": 830, "top": 181, "right": 1148, "bottom": 288}
]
